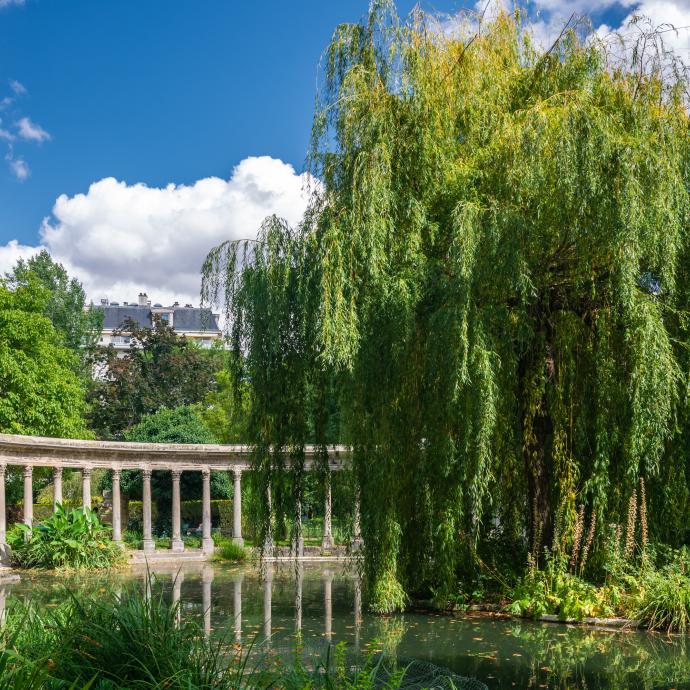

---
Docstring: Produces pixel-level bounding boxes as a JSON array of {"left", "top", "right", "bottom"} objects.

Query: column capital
[
  {"left": 0, "top": 464, "right": 6, "bottom": 477},
  {"left": 233, "top": 467, "right": 243, "bottom": 480},
  {"left": 53, "top": 467, "right": 62, "bottom": 477},
  {"left": 82, "top": 466, "right": 92, "bottom": 478},
  {"left": 141, "top": 467, "right": 152, "bottom": 479},
  {"left": 111, "top": 467, "right": 121, "bottom": 479},
  {"left": 201, "top": 466, "right": 211, "bottom": 479},
  {"left": 171, "top": 468, "right": 182, "bottom": 480},
  {"left": 23, "top": 466, "right": 32, "bottom": 478}
]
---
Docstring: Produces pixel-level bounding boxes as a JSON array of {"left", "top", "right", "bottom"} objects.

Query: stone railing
[{"left": 0, "top": 434, "right": 360, "bottom": 565}]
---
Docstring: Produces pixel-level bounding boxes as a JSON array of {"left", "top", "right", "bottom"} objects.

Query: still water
[{"left": 4, "top": 561, "right": 690, "bottom": 690}]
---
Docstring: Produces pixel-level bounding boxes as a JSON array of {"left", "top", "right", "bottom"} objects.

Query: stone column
[
  {"left": 263, "top": 563, "right": 273, "bottom": 645},
  {"left": 171, "top": 469, "right": 184, "bottom": 552},
  {"left": 352, "top": 489, "right": 363, "bottom": 551},
  {"left": 0, "top": 587, "right": 6, "bottom": 626},
  {"left": 111, "top": 468, "right": 122, "bottom": 544},
  {"left": 233, "top": 572, "right": 243, "bottom": 644},
  {"left": 201, "top": 467, "right": 213, "bottom": 555},
  {"left": 142, "top": 468, "right": 155, "bottom": 553},
  {"left": 202, "top": 564, "right": 213, "bottom": 640},
  {"left": 295, "top": 562, "right": 303, "bottom": 634},
  {"left": 82, "top": 467, "right": 92, "bottom": 510},
  {"left": 172, "top": 570, "right": 184, "bottom": 629},
  {"left": 53, "top": 468, "right": 63, "bottom": 511},
  {"left": 0, "top": 465, "right": 7, "bottom": 566},
  {"left": 294, "top": 492, "right": 304, "bottom": 559},
  {"left": 324, "top": 569, "right": 333, "bottom": 639},
  {"left": 321, "top": 473, "right": 334, "bottom": 550},
  {"left": 23, "top": 466, "right": 33, "bottom": 534},
  {"left": 232, "top": 468, "right": 243, "bottom": 546}
]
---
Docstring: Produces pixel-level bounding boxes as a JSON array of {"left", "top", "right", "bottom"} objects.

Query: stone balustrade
[{"left": 0, "top": 433, "right": 359, "bottom": 565}]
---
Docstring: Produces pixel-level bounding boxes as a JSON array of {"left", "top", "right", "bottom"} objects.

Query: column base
[
  {"left": 202, "top": 538, "right": 215, "bottom": 555},
  {"left": 232, "top": 536, "right": 244, "bottom": 547},
  {"left": 321, "top": 535, "right": 334, "bottom": 550},
  {"left": 142, "top": 539, "right": 156, "bottom": 554},
  {"left": 113, "top": 539, "right": 125, "bottom": 549},
  {"left": 0, "top": 544, "right": 11, "bottom": 567},
  {"left": 171, "top": 538, "right": 185, "bottom": 553}
]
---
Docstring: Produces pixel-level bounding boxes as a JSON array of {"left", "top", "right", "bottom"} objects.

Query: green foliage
[
  {"left": 88, "top": 320, "right": 219, "bottom": 438},
  {"left": 202, "top": 369, "right": 250, "bottom": 443},
  {"left": 8, "top": 505, "right": 125, "bottom": 570},
  {"left": 213, "top": 538, "right": 248, "bottom": 562},
  {"left": 0, "top": 279, "right": 90, "bottom": 438},
  {"left": 202, "top": 3, "right": 690, "bottom": 611},
  {"left": 508, "top": 553, "right": 615, "bottom": 621},
  {"left": 6, "top": 249, "right": 103, "bottom": 377}
]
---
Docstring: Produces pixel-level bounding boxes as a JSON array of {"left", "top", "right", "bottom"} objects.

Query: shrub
[
  {"left": 214, "top": 539, "right": 247, "bottom": 562},
  {"left": 8, "top": 505, "right": 125, "bottom": 570}
]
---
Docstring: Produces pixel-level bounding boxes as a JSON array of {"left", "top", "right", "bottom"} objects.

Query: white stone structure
[{"left": 0, "top": 433, "right": 356, "bottom": 565}]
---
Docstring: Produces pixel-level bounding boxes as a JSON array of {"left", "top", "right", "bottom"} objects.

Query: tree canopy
[
  {"left": 6, "top": 250, "right": 102, "bottom": 376},
  {"left": 88, "top": 319, "right": 220, "bottom": 438},
  {"left": 0, "top": 279, "right": 89, "bottom": 438},
  {"left": 203, "top": 4, "right": 690, "bottom": 611}
]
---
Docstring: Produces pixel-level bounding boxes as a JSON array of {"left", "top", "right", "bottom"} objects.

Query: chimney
[
  {"left": 100, "top": 298, "right": 109, "bottom": 306},
  {"left": 173, "top": 301, "right": 179, "bottom": 307},
  {"left": 138, "top": 292, "right": 148, "bottom": 307}
]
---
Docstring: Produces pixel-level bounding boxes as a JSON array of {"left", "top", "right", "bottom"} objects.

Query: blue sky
[{"left": 0, "top": 0, "right": 683, "bottom": 304}]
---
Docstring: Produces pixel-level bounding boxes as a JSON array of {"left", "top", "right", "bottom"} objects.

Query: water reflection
[{"left": 4, "top": 563, "right": 690, "bottom": 690}]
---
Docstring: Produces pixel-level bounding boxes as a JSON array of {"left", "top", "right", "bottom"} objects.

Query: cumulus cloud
[
  {"left": 0, "top": 156, "right": 311, "bottom": 306},
  {"left": 16, "top": 116, "right": 50, "bottom": 143}
]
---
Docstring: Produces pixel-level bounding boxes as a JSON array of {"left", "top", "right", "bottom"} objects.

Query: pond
[{"left": 4, "top": 561, "right": 690, "bottom": 690}]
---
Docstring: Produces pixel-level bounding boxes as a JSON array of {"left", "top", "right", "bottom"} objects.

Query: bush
[
  {"left": 214, "top": 539, "right": 247, "bottom": 562},
  {"left": 8, "top": 505, "right": 125, "bottom": 570}
]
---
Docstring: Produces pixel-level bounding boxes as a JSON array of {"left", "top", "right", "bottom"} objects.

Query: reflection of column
[
  {"left": 142, "top": 468, "right": 155, "bottom": 553},
  {"left": 354, "top": 574, "right": 362, "bottom": 653},
  {"left": 263, "top": 563, "right": 273, "bottom": 644},
  {"left": 23, "top": 466, "right": 33, "bottom": 534},
  {"left": 263, "top": 481, "right": 273, "bottom": 556},
  {"left": 82, "top": 467, "right": 92, "bottom": 510},
  {"left": 295, "top": 562, "right": 303, "bottom": 634},
  {"left": 352, "top": 490, "right": 363, "bottom": 551},
  {"left": 202, "top": 467, "right": 214, "bottom": 555},
  {"left": 202, "top": 565, "right": 214, "bottom": 640},
  {"left": 232, "top": 468, "right": 243, "bottom": 546},
  {"left": 172, "top": 570, "right": 184, "bottom": 628},
  {"left": 112, "top": 468, "right": 122, "bottom": 544},
  {"left": 233, "top": 572, "right": 243, "bottom": 644},
  {"left": 53, "top": 468, "right": 63, "bottom": 511},
  {"left": 171, "top": 469, "right": 183, "bottom": 552},
  {"left": 324, "top": 569, "right": 333, "bottom": 639},
  {"left": 144, "top": 571, "right": 152, "bottom": 604},
  {"left": 322, "top": 474, "right": 333, "bottom": 550}
]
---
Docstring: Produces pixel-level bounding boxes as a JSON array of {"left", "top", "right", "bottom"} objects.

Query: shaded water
[{"left": 4, "top": 561, "right": 690, "bottom": 689}]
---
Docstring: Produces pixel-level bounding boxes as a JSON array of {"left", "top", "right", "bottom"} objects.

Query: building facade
[{"left": 93, "top": 293, "right": 222, "bottom": 352}]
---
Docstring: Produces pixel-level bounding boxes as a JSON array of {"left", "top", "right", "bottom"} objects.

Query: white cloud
[
  {"left": 0, "top": 156, "right": 312, "bottom": 306},
  {"left": 0, "top": 0, "right": 25, "bottom": 8},
  {"left": 0, "top": 119, "right": 14, "bottom": 142},
  {"left": 9, "top": 80, "right": 26, "bottom": 96},
  {"left": 7, "top": 156, "right": 29, "bottom": 181},
  {"left": 0, "top": 240, "right": 43, "bottom": 274},
  {"left": 16, "top": 117, "right": 51, "bottom": 143}
]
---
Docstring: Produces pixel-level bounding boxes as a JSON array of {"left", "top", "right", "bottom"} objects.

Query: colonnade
[{"left": 0, "top": 433, "right": 352, "bottom": 564}]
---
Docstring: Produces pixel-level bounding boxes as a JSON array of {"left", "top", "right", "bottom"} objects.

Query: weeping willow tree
[{"left": 203, "top": 3, "right": 690, "bottom": 611}]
